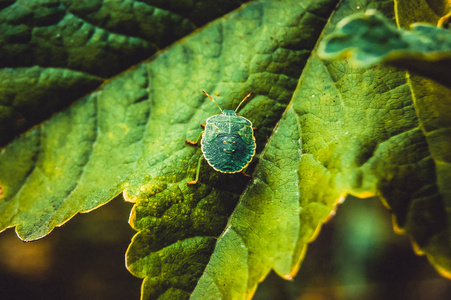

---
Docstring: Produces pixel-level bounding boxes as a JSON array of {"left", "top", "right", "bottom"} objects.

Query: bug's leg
[
  {"left": 241, "top": 170, "right": 252, "bottom": 178},
  {"left": 185, "top": 131, "right": 203, "bottom": 145},
  {"left": 241, "top": 164, "right": 253, "bottom": 178},
  {"left": 187, "top": 155, "right": 203, "bottom": 185}
]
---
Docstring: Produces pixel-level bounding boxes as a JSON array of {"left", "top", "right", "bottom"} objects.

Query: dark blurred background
[
  {"left": 0, "top": 195, "right": 141, "bottom": 300},
  {"left": 0, "top": 195, "right": 450, "bottom": 300},
  {"left": 255, "top": 196, "right": 451, "bottom": 300}
]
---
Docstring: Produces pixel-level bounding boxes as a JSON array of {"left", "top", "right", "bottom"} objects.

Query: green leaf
[
  {"left": 318, "top": 10, "right": 451, "bottom": 87},
  {"left": 194, "top": 0, "right": 451, "bottom": 297},
  {"left": 0, "top": 0, "right": 248, "bottom": 146},
  {"left": 394, "top": 0, "right": 446, "bottom": 28},
  {"left": 125, "top": 1, "right": 339, "bottom": 297},
  {"left": 1, "top": 0, "right": 451, "bottom": 299},
  {"left": 0, "top": 0, "right": 252, "bottom": 238},
  {"left": 315, "top": 0, "right": 451, "bottom": 280},
  {"left": 192, "top": 108, "right": 305, "bottom": 299},
  {"left": 0, "top": 67, "right": 103, "bottom": 146}
]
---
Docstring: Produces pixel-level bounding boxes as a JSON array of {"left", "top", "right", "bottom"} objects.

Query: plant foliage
[{"left": 0, "top": 0, "right": 450, "bottom": 299}]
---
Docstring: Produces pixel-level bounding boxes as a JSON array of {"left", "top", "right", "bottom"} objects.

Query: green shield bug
[{"left": 185, "top": 90, "right": 256, "bottom": 185}]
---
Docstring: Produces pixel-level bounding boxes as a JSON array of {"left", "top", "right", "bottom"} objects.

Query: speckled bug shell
[{"left": 201, "top": 110, "right": 256, "bottom": 173}]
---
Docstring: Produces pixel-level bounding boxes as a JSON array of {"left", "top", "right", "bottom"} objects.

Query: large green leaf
[
  {"left": 393, "top": 0, "right": 451, "bottom": 279},
  {"left": 0, "top": 0, "right": 248, "bottom": 146},
  {"left": 124, "top": 1, "right": 339, "bottom": 298},
  {"left": 1, "top": 0, "right": 451, "bottom": 299},
  {"left": 315, "top": 0, "right": 451, "bottom": 279},
  {"left": 191, "top": 1, "right": 451, "bottom": 297},
  {"left": 0, "top": 0, "right": 251, "bottom": 239}
]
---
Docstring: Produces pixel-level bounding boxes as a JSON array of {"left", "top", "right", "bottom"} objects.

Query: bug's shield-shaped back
[
  {"left": 201, "top": 115, "right": 256, "bottom": 173},
  {"left": 204, "top": 123, "right": 222, "bottom": 143},
  {"left": 237, "top": 125, "right": 253, "bottom": 145}
]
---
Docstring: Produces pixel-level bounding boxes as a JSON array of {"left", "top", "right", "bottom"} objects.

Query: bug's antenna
[
  {"left": 235, "top": 92, "right": 253, "bottom": 112},
  {"left": 203, "top": 90, "right": 222, "bottom": 113}
]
